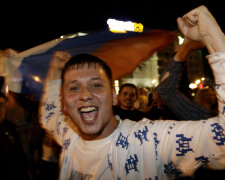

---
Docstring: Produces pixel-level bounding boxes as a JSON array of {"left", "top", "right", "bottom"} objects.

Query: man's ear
[{"left": 112, "top": 88, "right": 118, "bottom": 106}]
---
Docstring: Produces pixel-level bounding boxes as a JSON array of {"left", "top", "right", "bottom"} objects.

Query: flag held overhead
[{"left": 2, "top": 29, "right": 176, "bottom": 100}]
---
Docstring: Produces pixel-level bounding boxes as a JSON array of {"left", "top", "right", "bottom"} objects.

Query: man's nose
[
  {"left": 79, "top": 87, "right": 93, "bottom": 101},
  {"left": 127, "top": 94, "right": 133, "bottom": 99}
]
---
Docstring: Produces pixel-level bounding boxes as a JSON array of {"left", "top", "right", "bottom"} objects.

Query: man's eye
[
  {"left": 91, "top": 83, "right": 103, "bottom": 89},
  {"left": 71, "top": 86, "right": 79, "bottom": 91}
]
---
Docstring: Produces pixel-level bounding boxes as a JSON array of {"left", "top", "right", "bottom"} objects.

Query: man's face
[
  {"left": 119, "top": 86, "right": 137, "bottom": 110},
  {"left": 62, "top": 63, "right": 118, "bottom": 140}
]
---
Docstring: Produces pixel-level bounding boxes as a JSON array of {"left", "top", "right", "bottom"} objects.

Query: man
[
  {"left": 113, "top": 83, "right": 148, "bottom": 121},
  {"left": 118, "top": 83, "right": 138, "bottom": 111},
  {"left": 40, "top": 6, "right": 225, "bottom": 179}
]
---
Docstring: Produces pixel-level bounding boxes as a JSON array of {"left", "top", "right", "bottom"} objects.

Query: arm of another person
[
  {"left": 39, "top": 51, "right": 71, "bottom": 146},
  {"left": 157, "top": 38, "right": 211, "bottom": 120}
]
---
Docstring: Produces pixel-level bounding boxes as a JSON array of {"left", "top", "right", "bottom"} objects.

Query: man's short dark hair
[
  {"left": 61, "top": 54, "right": 113, "bottom": 86},
  {"left": 119, "top": 83, "right": 138, "bottom": 96}
]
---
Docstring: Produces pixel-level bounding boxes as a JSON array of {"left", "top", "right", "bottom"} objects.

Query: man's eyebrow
[
  {"left": 91, "top": 77, "right": 103, "bottom": 81},
  {"left": 68, "top": 80, "right": 78, "bottom": 84},
  {"left": 67, "top": 77, "right": 103, "bottom": 85},
  {"left": 64, "top": 80, "right": 78, "bottom": 87}
]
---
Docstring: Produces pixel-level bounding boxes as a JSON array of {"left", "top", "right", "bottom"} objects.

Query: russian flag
[{"left": 2, "top": 29, "right": 176, "bottom": 100}]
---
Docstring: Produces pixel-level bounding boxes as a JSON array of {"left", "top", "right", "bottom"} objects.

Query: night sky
[{"left": 1, "top": 1, "right": 224, "bottom": 52}]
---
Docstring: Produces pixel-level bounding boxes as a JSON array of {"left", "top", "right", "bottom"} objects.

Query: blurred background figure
[
  {"left": 194, "top": 87, "right": 218, "bottom": 117},
  {"left": 133, "top": 87, "right": 149, "bottom": 112},
  {"left": 113, "top": 83, "right": 148, "bottom": 121},
  {"left": 145, "top": 90, "right": 179, "bottom": 120},
  {"left": 0, "top": 76, "right": 45, "bottom": 179},
  {"left": 0, "top": 84, "right": 32, "bottom": 179}
]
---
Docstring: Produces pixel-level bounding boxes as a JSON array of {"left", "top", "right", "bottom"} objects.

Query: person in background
[
  {"left": 194, "top": 87, "right": 218, "bottom": 116},
  {"left": 113, "top": 83, "right": 148, "bottom": 121},
  {"left": 133, "top": 87, "right": 149, "bottom": 112},
  {"left": 1, "top": 77, "right": 45, "bottom": 179},
  {"left": 40, "top": 6, "right": 225, "bottom": 179},
  {"left": 0, "top": 92, "right": 32, "bottom": 180},
  {"left": 117, "top": 83, "right": 138, "bottom": 110},
  {"left": 146, "top": 90, "right": 179, "bottom": 120}
]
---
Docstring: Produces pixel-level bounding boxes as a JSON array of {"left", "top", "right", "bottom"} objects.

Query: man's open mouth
[{"left": 79, "top": 106, "right": 99, "bottom": 122}]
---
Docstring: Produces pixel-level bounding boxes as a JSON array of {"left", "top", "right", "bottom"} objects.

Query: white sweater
[{"left": 40, "top": 52, "right": 225, "bottom": 180}]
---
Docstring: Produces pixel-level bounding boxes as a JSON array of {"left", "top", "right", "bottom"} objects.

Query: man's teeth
[
  {"left": 79, "top": 107, "right": 98, "bottom": 121},
  {"left": 84, "top": 117, "right": 95, "bottom": 121},
  {"left": 80, "top": 107, "right": 97, "bottom": 113}
]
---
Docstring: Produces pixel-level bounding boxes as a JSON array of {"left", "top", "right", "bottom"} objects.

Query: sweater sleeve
[
  {"left": 39, "top": 79, "right": 65, "bottom": 146},
  {"left": 157, "top": 59, "right": 211, "bottom": 120}
]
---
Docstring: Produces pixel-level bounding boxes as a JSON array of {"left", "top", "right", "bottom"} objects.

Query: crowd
[{"left": 1, "top": 5, "right": 225, "bottom": 180}]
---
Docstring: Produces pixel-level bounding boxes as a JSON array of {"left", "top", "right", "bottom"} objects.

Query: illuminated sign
[{"left": 107, "top": 18, "right": 144, "bottom": 33}]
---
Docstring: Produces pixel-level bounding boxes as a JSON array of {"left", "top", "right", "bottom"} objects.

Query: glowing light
[
  {"left": 189, "top": 83, "right": 197, "bottom": 89},
  {"left": 114, "top": 80, "right": 120, "bottom": 95},
  {"left": 195, "top": 79, "right": 201, "bottom": 85},
  {"left": 178, "top": 36, "right": 184, "bottom": 45},
  {"left": 152, "top": 79, "right": 157, "bottom": 84},
  {"left": 199, "top": 83, "right": 203, "bottom": 89},
  {"left": 107, "top": 18, "right": 143, "bottom": 33},
  {"left": 201, "top": 77, "right": 205, "bottom": 81},
  {"left": 32, "top": 75, "right": 42, "bottom": 83},
  {"left": 77, "top": 32, "right": 88, "bottom": 36},
  {"left": 114, "top": 80, "right": 119, "bottom": 86},
  {"left": 5, "top": 85, "right": 8, "bottom": 94}
]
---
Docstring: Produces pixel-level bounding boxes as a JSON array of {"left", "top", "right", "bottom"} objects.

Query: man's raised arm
[{"left": 39, "top": 51, "right": 71, "bottom": 145}]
